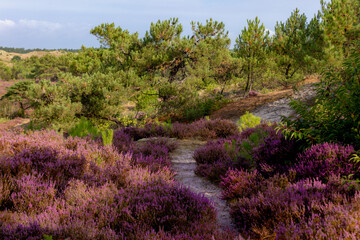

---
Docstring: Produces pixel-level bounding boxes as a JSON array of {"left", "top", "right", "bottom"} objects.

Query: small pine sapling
[
  {"left": 237, "top": 111, "right": 261, "bottom": 132},
  {"left": 68, "top": 117, "right": 100, "bottom": 139}
]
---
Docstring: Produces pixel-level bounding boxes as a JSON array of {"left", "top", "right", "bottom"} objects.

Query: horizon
[{"left": 0, "top": 0, "right": 321, "bottom": 49}]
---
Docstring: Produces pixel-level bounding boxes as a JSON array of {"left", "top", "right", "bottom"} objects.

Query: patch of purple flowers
[
  {"left": 0, "top": 130, "right": 229, "bottom": 239},
  {"left": 293, "top": 142, "right": 355, "bottom": 182}
]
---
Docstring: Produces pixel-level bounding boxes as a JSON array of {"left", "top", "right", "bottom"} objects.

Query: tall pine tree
[{"left": 235, "top": 17, "right": 269, "bottom": 93}]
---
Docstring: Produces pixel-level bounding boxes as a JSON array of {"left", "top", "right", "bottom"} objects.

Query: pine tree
[
  {"left": 320, "top": 0, "right": 360, "bottom": 65},
  {"left": 272, "top": 9, "right": 308, "bottom": 85},
  {"left": 235, "top": 17, "right": 269, "bottom": 93}
]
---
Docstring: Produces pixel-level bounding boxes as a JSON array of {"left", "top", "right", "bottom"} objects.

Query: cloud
[
  {"left": 0, "top": 19, "right": 62, "bottom": 33},
  {"left": 0, "top": 19, "right": 16, "bottom": 30},
  {"left": 18, "top": 19, "right": 62, "bottom": 32}
]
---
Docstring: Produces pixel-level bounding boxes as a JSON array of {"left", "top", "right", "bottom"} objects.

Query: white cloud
[
  {"left": 0, "top": 19, "right": 16, "bottom": 31},
  {"left": 19, "top": 19, "right": 62, "bottom": 31},
  {"left": 0, "top": 19, "right": 62, "bottom": 33}
]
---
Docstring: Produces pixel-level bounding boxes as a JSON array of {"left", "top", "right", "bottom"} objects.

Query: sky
[{"left": 0, "top": 0, "right": 321, "bottom": 49}]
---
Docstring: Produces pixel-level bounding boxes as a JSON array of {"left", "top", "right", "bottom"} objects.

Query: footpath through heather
[
  {"left": 170, "top": 79, "right": 318, "bottom": 237},
  {"left": 170, "top": 139, "right": 240, "bottom": 235}
]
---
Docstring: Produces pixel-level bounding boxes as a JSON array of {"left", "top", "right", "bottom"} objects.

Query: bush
[
  {"left": 11, "top": 174, "right": 56, "bottom": 214},
  {"left": 293, "top": 142, "right": 355, "bottom": 182},
  {"left": 252, "top": 129, "right": 299, "bottom": 176},
  {"left": 122, "top": 123, "right": 167, "bottom": 141},
  {"left": 230, "top": 178, "right": 327, "bottom": 238},
  {"left": 220, "top": 169, "right": 261, "bottom": 201},
  {"left": 237, "top": 111, "right": 261, "bottom": 132},
  {"left": 171, "top": 118, "right": 238, "bottom": 139},
  {"left": 193, "top": 123, "right": 283, "bottom": 182},
  {"left": 131, "top": 137, "right": 177, "bottom": 172},
  {"left": 0, "top": 222, "right": 50, "bottom": 240},
  {"left": 112, "top": 129, "right": 134, "bottom": 153},
  {"left": 0, "top": 130, "right": 224, "bottom": 239},
  {"left": 0, "top": 146, "right": 87, "bottom": 192},
  {"left": 282, "top": 42, "right": 360, "bottom": 148},
  {"left": 126, "top": 179, "right": 217, "bottom": 234},
  {"left": 182, "top": 97, "right": 216, "bottom": 121},
  {"left": 193, "top": 139, "right": 233, "bottom": 182}
]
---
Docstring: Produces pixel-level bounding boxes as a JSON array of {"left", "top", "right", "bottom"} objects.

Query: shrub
[
  {"left": 193, "top": 139, "right": 233, "bottom": 182},
  {"left": 126, "top": 179, "right": 217, "bottom": 234},
  {"left": 182, "top": 97, "right": 216, "bottom": 121},
  {"left": 118, "top": 118, "right": 239, "bottom": 140},
  {"left": 237, "top": 111, "right": 261, "bottom": 132},
  {"left": 122, "top": 123, "right": 167, "bottom": 141},
  {"left": 0, "top": 146, "right": 87, "bottom": 192},
  {"left": 252, "top": 130, "right": 299, "bottom": 176},
  {"left": 143, "top": 137, "right": 177, "bottom": 152},
  {"left": 231, "top": 178, "right": 327, "bottom": 238},
  {"left": 275, "top": 195, "right": 360, "bottom": 240},
  {"left": 132, "top": 137, "right": 177, "bottom": 172},
  {"left": 112, "top": 129, "right": 134, "bottom": 153},
  {"left": 193, "top": 124, "right": 281, "bottom": 182},
  {"left": 203, "top": 119, "right": 239, "bottom": 138},
  {"left": 293, "top": 142, "right": 355, "bottom": 182},
  {"left": 282, "top": 42, "right": 360, "bottom": 148},
  {"left": 132, "top": 155, "right": 171, "bottom": 173},
  {"left": 220, "top": 169, "right": 261, "bottom": 200},
  {"left": 224, "top": 124, "right": 277, "bottom": 171},
  {"left": 0, "top": 222, "right": 50, "bottom": 240},
  {"left": 100, "top": 128, "right": 113, "bottom": 146},
  {"left": 68, "top": 117, "right": 100, "bottom": 138},
  {"left": 11, "top": 174, "right": 56, "bottom": 214},
  {"left": 0, "top": 130, "right": 228, "bottom": 239}
]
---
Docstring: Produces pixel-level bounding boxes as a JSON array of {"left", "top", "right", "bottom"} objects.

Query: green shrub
[
  {"left": 281, "top": 41, "right": 360, "bottom": 148},
  {"left": 182, "top": 98, "right": 216, "bottom": 121},
  {"left": 100, "top": 128, "right": 113, "bottom": 146},
  {"left": 237, "top": 111, "right": 261, "bottom": 132},
  {"left": 68, "top": 117, "right": 100, "bottom": 138}
]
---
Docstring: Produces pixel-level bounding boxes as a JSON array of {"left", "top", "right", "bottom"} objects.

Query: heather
[
  {"left": 119, "top": 118, "right": 239, "bottom": 141},
  {"left": 132, "top": 137, "right": 177, "bottom": 172},
  {"left": 0, "top": 130, "right": 232, "bottom": 239},
  {"left": 185, "top": 117, "right": 360, "bottom": 239},
  {"left": 293, "top": 142, "right": 356, "bottom": 182},
  {"left": 193, "top": 123, "right": 299, "bottom": 182},
  {"left": 211, "top": 133, "right": 360, "bottom": 238},
  {"left": 230, "top": 176, "right": 360, "bottom": 239}
]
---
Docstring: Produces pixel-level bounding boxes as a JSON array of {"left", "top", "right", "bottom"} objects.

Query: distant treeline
[{"left": 0, "top": 46, "right": 79, "bottom": 53}]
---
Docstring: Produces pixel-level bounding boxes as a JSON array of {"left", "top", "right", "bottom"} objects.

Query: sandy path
[
  {"left": 249, "top": 83, "right": 316, "bottom": 122},
  {"left": 170, "top": 139, "right": 238, "bottom": 233}
]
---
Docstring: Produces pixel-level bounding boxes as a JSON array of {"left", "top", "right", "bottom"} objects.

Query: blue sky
[{"left": 0, "top": 0, "right": 321, "bottom": 49}]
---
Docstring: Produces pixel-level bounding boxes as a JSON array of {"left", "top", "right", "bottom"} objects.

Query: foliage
[
  {"left": 100, "top": 128, "right": 114, "bottom": 146},
  {"left": 0, "top": 62, "right": 11, "bottom": 81},
  {"left": 194, "top": 139, "right": 233, "bottom": 182},
  {"left": 220, "top": 168, "right": 261, "bottom": 200},
  {"left": 293, "top": 142, "right": 355, "bottom": 182},
  {"left": 2, "top": 12, "right": 343, "bottom": 126},
  {"left": 68, "top": 117, "right": 100, "bottom": 138},
  {"left": 193, "top": 124, "right": 284, "bottom": 182},
  {"left": 0, "top": 130, "right": 226, "bottom": 239},
  {"left": 281, "top": 41, "right": 360, "bottom": 147},
  {"left": 320, "top": 0, "right": 360, "bottom": 65},
  {"left": 272, "top": 9, "right": 310, "bottom": 86},
  {"left": 235, "top": 17, "right": 269, "bottom": 93},
  {"left": 1, "top": 80, "right": 35, "bottom": 117},
  {"left": 252, "top": 128, "right": 299, "bottom": 176},
  {"left": 112, "top": 129, "right": 135, "bottom": 153},
  {"left": 237, "top": 111, "right": 262, "bottom": 132}
]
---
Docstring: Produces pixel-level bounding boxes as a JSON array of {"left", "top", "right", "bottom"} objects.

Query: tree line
[{"left": 0, "top": 0, "right": 359, "bottom": 131}]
